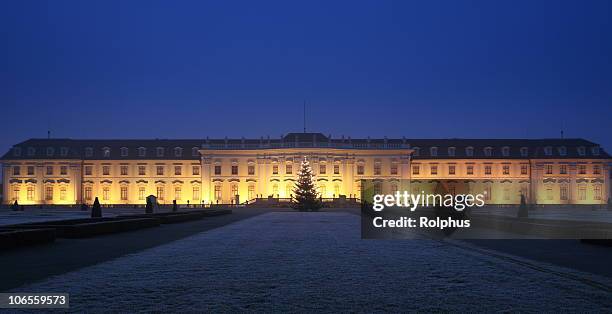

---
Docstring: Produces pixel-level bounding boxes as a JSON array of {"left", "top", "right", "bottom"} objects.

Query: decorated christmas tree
[{"left": 292, "top": 157, "right": 322, "bottom": 211}]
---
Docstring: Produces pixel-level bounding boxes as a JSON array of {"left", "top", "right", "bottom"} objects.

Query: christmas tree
[{"left": 292, "top": 157, "right": 322, "bottom": 211}]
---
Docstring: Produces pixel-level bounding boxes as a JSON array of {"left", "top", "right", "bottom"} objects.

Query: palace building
[{"left": 1, "top": 133, "right": 610, "bottom": 206}]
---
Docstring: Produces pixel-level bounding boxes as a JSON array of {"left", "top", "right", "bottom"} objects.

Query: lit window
[
  {"left": 138, "top": 187, "right": 145, "bottom": 200},
  {"left": 214, "top": 165, "right": 221, "bottom": 175},
  {"left": 175, "top": 186, "right": 182, "bottom": 200},
  {"left": 560, "top": 185, "right": 568, "bottom": 201},
  {"left": 60, "top": 166, "right": 68, "bottom": 175},
  {"left": 273, "top": 165, "right": 279, "bottom": 175},
  {"left": 13, "top": 166, "right": 20, "bottom": 176},
  {"left": 157, "top": 166, "right": 164, "bottom": 176},
  {"left": 448, "top": 165, "right": 455, "bottom": 175},
  {"left": 390, "top": 164, "right": 397, "bottom": 175},
  {"left": 320, "top": 165, "right": 326, "bottom": 175},
  {"left": 85, "top": 187, "right": 92, "bottom": 201},
  {"left": 593, "top": 165, "right": 601, "bottom": 175},
  {"left": 502, "top": 165, "right": 510, "bottom": 175},
  {"left": 121, "top": 186, "right": 128, "bottom": 200},
  {"left": 192, "top": 166, "right": 200, "bottom": 175},
  {"left": 175, "top": 166, "right": 182, "bottom": 175},
  {"left": 231, "top": 165, "right": 238, "bottom": 175},
  {"left": 334, "top": 164, "right": 340, "bottom": 175},
  {"left": 430, "top": 165, "right": 438, "bottom": 175},
  {"left": 466, "top": 165, "right": 474, "bottom": 175},
  {"left": 545, "top": 165, "right": 553, "bottom": 175},
  {"left": 157, "top": 186, "right": 165, "bottom": 200},
  {"left": 85, "top": 166, "right": 92, "bottom": 176},
  {"left": 103, "top": 187, "right": 110, "bottom": 200},
  {"left": 594, "top": 184, "right": 602, "bottom": 200},
  {"left": 521, "top": 164, "right": 528, "bottom": 175},
  {"left": 578, "top": 165, "right": 586, "bottom": 174},
  {"left": 138, "top": 166, "right": 146, "bottom": 176},
  {"left": 248, "top": 185, "right": 255, "bottom": 199},
  {"left": 578, "top": 185, "right": 586, "bottom": 200},
  {"left": 412, "top": 165, "right": 420, "bottom": 175},
  {"left": 373, "top": 163, "right": 381, "bottom": 175},
  {"left": 560, "top": 165, "right": 567, "bottom": 174},
  {"left": 192, "top": 186, "right": 200, "bottom": 200},
  {"left": 484, "top": 165, "right": 492, "bottom": 175},
  {"left": 102, "top": 166, "right": 110, "bottom": 176},
  {"left": 214, "top": 185, "right": 222, "bottom": 201},
  {"left": 45, "top": 186, "right": 53, "bottom": 201},
  {"left": 357, "top": 165, "right": 364, "bottom": 175},
  {"left": 121, "top": 165, "right": 128, "bottom": 176},
  {"left": 286, "top": 164, "right": 293, "bottom": 174},
  {"left": 248, "top": 165, "right": 255, "bottom": 175},
  {"left": 27, "top": 186, "right": 34, "bottom": 201}
]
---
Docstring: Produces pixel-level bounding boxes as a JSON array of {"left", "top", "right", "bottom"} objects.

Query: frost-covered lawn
[
  {"left": 0, "top": 207, "right": 173, "bottom": 226},
  {"left": 13, "top": 212, "right": 612, "bottom": 312}
]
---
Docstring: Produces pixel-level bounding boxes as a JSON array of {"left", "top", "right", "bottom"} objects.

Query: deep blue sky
[{"left": 1, "top": 0, "right": 611, "bottom": 154}]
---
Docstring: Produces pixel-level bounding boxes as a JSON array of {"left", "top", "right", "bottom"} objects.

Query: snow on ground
[
  {"left": 12, "top": 212, "right": 612, "bottom": 312},
  {"left": 0, "top": 207, "right": 175, "bottom": 226}
]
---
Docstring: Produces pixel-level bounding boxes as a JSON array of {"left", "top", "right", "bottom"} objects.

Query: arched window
[
  {"left": 484, "top": 147, "right": 492, "bottom": 157},
  {"left": 102, "top": 147, "right": 110, "bottom": 158},
  {"left": 138, "top": 147, "right": 146, "bottom": 157},
  {"left": 120, "top": 147, "right": 128, "bottom": 157},
  {"left": 84, "top": 147, "right": 93, "bottom": 157},
  {"left": 447, "top": 147, "right": 456, "bottom": 156},
  {"left": 465, "top": 146, "right": 474, "bottom": 157},
  {"left": 520, "top": 147, "right": 528, "bottom": 157},
  {"left": 191, "top": 147, "right": 199, "bottom": 157},
  {"left": 430, "top": 147, "right": 438, "bottom": 156},
  {"left": 156, "top": 147, "right": 164, "bottom": 157},
  {"left": 174, "top": 147, "right": 183, "bottom": 157},
  {"left": 501, "top": 146, "right": 510, "bottom": 157}
]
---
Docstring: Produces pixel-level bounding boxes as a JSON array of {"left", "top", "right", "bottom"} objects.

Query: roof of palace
[{"left": 1, "top": 133, "right": 610, "bottom": 160}]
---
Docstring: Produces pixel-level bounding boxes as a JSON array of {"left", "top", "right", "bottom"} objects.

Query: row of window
[
  {"left": 12, "top": 165, "right": 69, "bottom": 176},
  {"left": 544, "top": 164, "right": 602, "bottom": 175},
  {"left": 412, "top": 146, "right": 600, "bottom": 157},
  {"left": 411, "top": 164, "right": 528, "bottom": 176},
  {"left": 83, "top": 185, "right": 201, "bottom": 202},
  {"left": 84, "top": 165, "right": 200, "bottom": 176},
  {"left": 212, "top": 164, "right": 350, "bottom": 176}
]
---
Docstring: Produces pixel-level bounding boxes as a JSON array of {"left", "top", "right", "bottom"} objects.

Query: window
[
  {"left": 175, "top": 186, "right": 182, "bottom": 200},
  {"left": 174, "top": 147, "right": 183, "bottom": 157},
  {"left": 287, "top": 164, "right": 293, "bottom": 175},
  {"left": 27, "top": 166, "right": 34, "bottom": 175},
  {"left": 214, "top": 185, "right": 222, "bottom": 201},
  {"left": 448, "top": 147, "right": 456, "bottom": 156},
  {"left": 248, "top": 165, "right": 255, "bottom": 175},
  {"left": 578, "top": 165, "right": 586, "bottom": 174},
  {"left": 27, "top": 187, "right": 34, "bottom": 201},
  {"left": 560, "top": 185, "right": 568, "bottom": 201},
  {"left": 27, "top": 147, "right": 36, "bottom": 156},
  {"left": 12, "top": 187, "right": 20, "bottom": 201},
  {"left": 412, "top": 165, "right": 420, "bottom": 175},
  {"left": 448, "top": 165, "right": 455, "bottom": 175},
  {"left": 357, "top": 165, "right": 364, "bottom": 175},
  {"left": 319, "top": 184, "right": 325, "bottom": 197},
  {"left": 592, "top": 147, "right": 600, "bottom": 156},
  {"left": 334, "top": 184, "right": 340, "bottom": 196},
  {"left": 558, "top": 146, "right": 567, "bottom": 156},
  {"left": 578, "top": 185, "right": 586, "bottom": 200},
  {"left": 157, "top": 166, "right": 164, "bottom": 176},
  {"left": 102, "top": 147, "right": 110, "bottom": 158},
  {"left": 231, "top": 185, "right": 238, "bottom": 197},
  {"left": 545, "top": 165, "right": 553, "bottom": 175},
  {"left": 521, "top": 164, "right": 528, "bottom": 175},
  {"left": 430, "top": 165, "right": 438, "bottom": 175},
  {"left": 13, "top": 166, "right": 20, "bottom": 176},
  {"left": 121, "top": 165, "right": 128, "bottom": 176},
  {"left": 85, "top": 187, "right": 92, "bottom": 201},
  {"left": 46, "top": 166, "right": 53, "bottom": 175},
  {"left": 248, "top": 185, "right": 255, "bottom": 199},
  {"left": 287, "top": 184, "right": 293, "bottom": 197},
  {"left": 60, "top": 147, "right": 68, "bottom": 157},
  {"left": 544, "top": 146, "right": 552, "bottom": 156},
  {"left": 46, "top": 147, "right": 54, "bottom": 156},
  {"left": 320, "top": 165, "right": 327, "bottom": 175},
  {"left": 334, "top": 164, "right": 340, "bottom": 175},
  {"left": 484, "top": 165, "right": 492, "bottom": 175},
  {"left": 465, "top": 147, "right": 474, "bottom": 157},
  {"left": 175, "top": 166, "right": 182, "bottom": 175},
  {"left": 484, "top": 186, "right": 491, "bottom": 201},
  {"left": 594, "top": 184, "right": 602, "bottom": 200},
  {"left": 121, "top": 186, "right": 128, "bottom": 200},
  {"left": 120, "top": 147, "right": 128, "bottom": 157},
  {"left": 273, "top": 165, "right": 279, "bottom": 175},
  {"left": 138, "top": 166, "right": 146, "bottom": 176},
  {"left": 138, "top": 187, "right": 145, "bottom": 200},
  {"left": 593, "top": 165, "right": 601, "bottom": 175},
  {"left": 156, "top": 186, "right": 164, "bottom": 200},
  {"left": 502, "top": 165, "right": 510, "bottom": 175},
  {"left": 192, "top": 147, "right": 199, "bottom": 157},
  {"left": 102, "top": 165, "right": 110, "bottom": 176},
  {"left": 138, "top": 147, "right": 146, "bottom": 157},
  {"left": 60, "top": 166, "right": 68, "bottom": 175},
  {"left": 560, "top": 165, "right": 567, "bottom": 174},
  {"left": 430, "top": 147, "right": 438, "bottom": 156},
  {"left": 45, "top": 186, "right": 53, "bottom": 201},
  {"left": 156, "top": 147, "right": 164, "bottom": 157},
  {"left": 484, "top": 147, "right": 492, "bottom": 157},
  {"left": 192, "top": 166, "right": 200, "bottom": 175},
  {"left": 85, "top": 166, "right": 92, "bottom": 176},
  {"left": 85, "top": 147, "right": 93, "bottom": 157},
  {"left": 13, "top": 147, "right": 21, "bottom": 156},
  {"left": 214, "top": 165, "right": 221, "bottom": 175},
  {"left": 520, "top": 147, "right": 528, "bottom": 157},
  {"left": 577, "top": 146, "right": 586, "bottom": 156},
  {"left": 502, "top": 147, "right": 509, "bottom": 157},
  {"left": 373, "top": 163, "right": 381, "bottom": 175},
  {"left": 231, "top": 165, "right": 238, "bottom": 175},
  {"left": 503, "top": 188, "right": 510, "bottom": 201},
  {"left": 546, "top": 186, "right": 553, "bottom": 200},
  {"left": 466, "top": 165, "right": 474, "bottom": 175},
  {"left": 413, "top": 147, "right": 420, "bottom": 157},
  {"left": 192, "top": 186, "right": 200, "bottom": 200},
  {"left": 103, "top": 187, "right": 110, "bottom": 201}
]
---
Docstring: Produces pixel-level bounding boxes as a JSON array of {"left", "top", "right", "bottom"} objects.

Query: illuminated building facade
[{"left": 1, "top": 133, "right": 610, "bottom": 206}]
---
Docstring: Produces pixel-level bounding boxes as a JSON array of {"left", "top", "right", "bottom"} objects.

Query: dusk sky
[{"left": 1, "top": 0, "right": 611, "bottom": 154}]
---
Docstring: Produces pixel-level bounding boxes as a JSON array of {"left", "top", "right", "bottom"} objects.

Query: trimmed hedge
[
  {"left": 0, "top": 228, "right": 56, "bottom": 250},
  {"left": 8, "top": 218, "right": 160, "bottom": 238}
]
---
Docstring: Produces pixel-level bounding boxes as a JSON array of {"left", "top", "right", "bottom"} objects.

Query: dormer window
[
  {"left": 156, "top": 147, "right": 164, "bottom": 157},
  {"left": 13, "top": 147, "right": 21, "bottom": 157},
  {"left": 465, "top": 147, "right": 474, "bottom": 157},
  {"left": 413, "top": 147, "right": 420, "bottom": 157},
  {"left": 577, "top": 146, "right": 586, "bottom": 156},
  {"left": 138, "top": 147, "right": 146, "bottom": 157},
  {"left": 448, "top": 147, "right": 456, "bottom": 156},
  {"left": 192, "top": 147, "right": 199, "bottom": 157},
  {"left": 174, "top": 147, "right": 183, "bottom": 157},
  {"left": 484, "top": 147, "right": 492, "bottom": 157},
  {"left": 430, "top": 147, "right": 438, "bottom": 156},
  {"left": 558, "top": 146, "right": 567, "bottom": 156},
  {"left": 591, "top": 147, "right": 600, "bottom": 156},
  {"left": 502, "top": 146, "right": 510, "bottom": 157},
  {"left": 520, "top": 147, "right": 528, "bottom": 157},
  {"left": 46, "top": 147, "right": 54, "bottom": 156},
  {"left": 102, "top": 147, "right": 111, "bottom": 158},
  {"left": 27, "top": 147, "right": 35, "bottom": 156},
  {"left": 60, "top": 147, "right": 69, "bottom": 157},
  {"left": 85, "top": 147, "right": 93, "bottom": 157},
  {"left": 544, "top": 146, "right": 553, "bottom": 156},
  {"left": 120, "top": 147, "right": 128, "bottom": 157}
]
